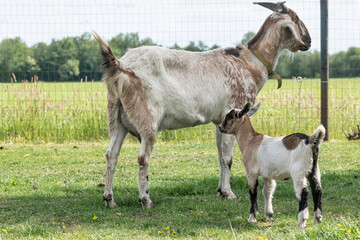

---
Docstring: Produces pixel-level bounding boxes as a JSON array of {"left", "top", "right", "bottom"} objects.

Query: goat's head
[
  {"left": 249, "top": 1, "right": 311, "bottom": 52},
  {"left": 219, "top": 103, "right": 260, "bottom": 134}
]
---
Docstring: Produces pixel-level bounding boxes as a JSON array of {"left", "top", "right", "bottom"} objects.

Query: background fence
[{"left": 0, "top": 0, "right": 359, "bottom": 143}]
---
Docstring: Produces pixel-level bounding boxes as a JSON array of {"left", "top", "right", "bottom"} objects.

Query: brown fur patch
[
  {"left": 107, "top": 94, "right": 121, "bottom": 135},
  {"left": 282, "top": 134, "right": 308, "bottom": 150},
  {"left": 224, "top": 46, "right": 243, "bottom": 58},
  {"left": 119, "top": 70, "right": 155, "bottom": 141}
]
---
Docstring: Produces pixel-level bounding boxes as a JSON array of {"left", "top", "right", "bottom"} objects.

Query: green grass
[
  {"left": 1, "top": 140, "right": 359, "bottom": 239},
  {"left": 0, "top": 78, "right": 360, "bottom": 143}
]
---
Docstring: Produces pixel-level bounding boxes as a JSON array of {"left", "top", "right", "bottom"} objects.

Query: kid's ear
[
  {"left": 236, "top": 103, "right": 252, "bottom": 119},
  {"left": 247, "top": 103, "right": 261, "bottom": 117}
]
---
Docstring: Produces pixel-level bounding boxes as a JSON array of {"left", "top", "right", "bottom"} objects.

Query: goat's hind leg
[
  {"left": 103, "top": 97, "right": 128, "bottom": 208},
  {"left": 307, "top": 160, "right": 322, "bottom": 224},
  {"left": 103, "top": 123, "right": 128, "bottom": 208},
  {"left": 293, "top": 177, "right": 309, "bottom": 228},
  {"left": 137, "top": 134, "right": 156, "bottom": 209},
  {"left": 215, "top": 127, "right": 236, "bottom": 199}
]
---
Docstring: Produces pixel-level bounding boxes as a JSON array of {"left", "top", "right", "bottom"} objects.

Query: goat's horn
[
  {"left": 253, "top": 2, "right": 282, "bottom": 12},
  {"left": 277, "top": 1, "right": 289, "bottom": 13}
]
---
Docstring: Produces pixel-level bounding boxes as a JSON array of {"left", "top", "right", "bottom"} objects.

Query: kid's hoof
[
  {"left": 248, "top": 213, "right": 257, "bottom": 223},
  {"left": 314, "top": 209, "right": 322, "bottom": 223}
]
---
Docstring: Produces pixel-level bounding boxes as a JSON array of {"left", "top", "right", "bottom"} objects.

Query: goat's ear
[
  {"left": 253, "top": 1, "right": 288, "bottom": 13},
  {"left": 236, "top": 103, "right": 252, "bottom": 119},
  {"left": 282, "top": 22, "right": 306, "bottom": 46},
  {"left": 247, "top": 103, "right": 261, "bottom": 117}
]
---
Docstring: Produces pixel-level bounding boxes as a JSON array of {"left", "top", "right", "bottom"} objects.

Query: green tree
[
  {"left": 73, "top": 33, "right": 100, "bottom": 79},
  {"left": 33, "top": 42, "right": 49, "bottom": 79},
  {"left": 46, "top": 37, "right": 78, "bottom": 81},
  {"left": 58, "top": 59, "right": 80, "bottom": 80},
  {"left": 346, "top": 47, "right": 360, "bottom": 77},
  {"left": 0, "top": 37, "right": 39, "bottom": 81}
]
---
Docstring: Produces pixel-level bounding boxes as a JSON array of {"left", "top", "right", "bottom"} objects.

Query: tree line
[{"left": 0, "top": 32, "right": 359, "bottom": 82}]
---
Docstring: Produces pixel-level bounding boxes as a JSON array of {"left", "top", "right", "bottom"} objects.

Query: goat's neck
[
  {"left": 249, "top": 28, "right": 284, "bottom": 71},
  {"left": 235, "top": 116, "right": 258, "bottom": 154}
]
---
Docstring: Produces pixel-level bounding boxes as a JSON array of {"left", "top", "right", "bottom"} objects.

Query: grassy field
[
  {"left": 0, "top": 78, "right": 359, "bottom": 143},
  {"left": 0, "top": 140, "right": 359, "bottom": 239}
]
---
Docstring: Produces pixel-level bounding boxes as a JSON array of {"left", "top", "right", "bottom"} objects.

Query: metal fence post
[{"left": 321, "top": 0, "right": 329, "bottom": 141}]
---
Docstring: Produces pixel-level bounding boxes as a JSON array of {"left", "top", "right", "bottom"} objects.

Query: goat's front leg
[
  {"left": 293, "top": 177, "right": 309, "bottom": 228},
  {"left": 307, "top": 161, "right": 322, "bottom": 224},
  {"left": 263, "top": 178, "right": 276, "bottom": 221},
  {"left": 247, "top": 175, "right": 259, "bottom": 223},
  {"left": 215, "top": 127, "right": 236, "bottom": 199},
  {"left": 138, "top": 134, "right": 156, "bottom": 209}
]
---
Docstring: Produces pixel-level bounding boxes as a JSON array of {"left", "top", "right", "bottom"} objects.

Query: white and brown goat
[
  {"left": 219, "top": 103, "right": 324, "bottom": 228},
  {"left": 93, "top": 2, "right": 311, "bottom": 209}
]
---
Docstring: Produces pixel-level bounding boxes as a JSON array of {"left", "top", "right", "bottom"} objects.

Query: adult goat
[{"left": 94, "top": 1, "right": 311, "bottom": 208}]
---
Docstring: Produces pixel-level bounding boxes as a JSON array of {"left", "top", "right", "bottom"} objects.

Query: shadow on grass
[{"left": 1, "top": 170, "right": 359, "bottom": 237}]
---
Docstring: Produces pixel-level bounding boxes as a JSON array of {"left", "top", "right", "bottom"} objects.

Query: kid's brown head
[{"left": 219, "top": 103, "right": 260, "bottom": 134}]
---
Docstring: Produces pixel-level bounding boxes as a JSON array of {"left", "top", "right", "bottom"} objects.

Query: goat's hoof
[
  {"left": 225, "top": 192, "right": 237, "bottom": 199},
  {"left": 217, "top": 189, "right": 237, "bottom": 199},
  {"left": 297, "top": 220, "right": 307, "bottom": 228},
  {"left": 103, "top": 193, "right": 117, "bottom": 208},
  {"left": 146, "top": 202, "right": 156, "bottom": 209},
  {"left": 314, "top": 209, "right": 322, "bottom": 223},
  {"left": 248, "top": 213, "right": 257, "bottom": 223},
  {"left": 139, "top": 197, "right": 155, "bottom": 209},
  {"left": 105, "top": 200, "right": 118, "bottom": 208},
  {"left": 103, "top": 193, "right": 112, "bottom": 201},
  {"left": 314, "top": 216, "right": 322, "bottom": 224},
  {"left": 264, "top": 213, "right": 273, "bottom": 222},
  {"left": 298, "top": 208, "right": 309, "bottom": 228}
]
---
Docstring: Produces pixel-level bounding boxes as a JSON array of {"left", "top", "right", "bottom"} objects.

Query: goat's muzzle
[
  {"left": 299, "top": 36, "right": 311, "bottom": 51},
  {"left": 299, "top": 43, "right": 311, "bottom": 51}
]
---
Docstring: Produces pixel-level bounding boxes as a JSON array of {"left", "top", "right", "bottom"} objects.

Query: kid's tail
[{"left": 309, "top": 125, "right": 326, "bottom": 148}]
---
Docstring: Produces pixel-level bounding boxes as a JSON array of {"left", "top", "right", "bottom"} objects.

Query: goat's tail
[
  {"left": 309, "top": 125, "right": 326, "bottom": 148},
  {"left": 92, "top": 31, "right": 127, "bottom": 72},
  {"left": 92, "top": 31, "right": 127, "bottom": 94}
]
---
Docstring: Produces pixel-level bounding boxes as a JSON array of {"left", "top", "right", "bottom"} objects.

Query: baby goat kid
[{"left": 219, "top": 103, "right": 325, "bottom": 228}]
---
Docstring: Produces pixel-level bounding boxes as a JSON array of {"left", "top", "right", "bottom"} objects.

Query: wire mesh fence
[{"left": 0, "top": 0, "right": 359, "bottom": 143}]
